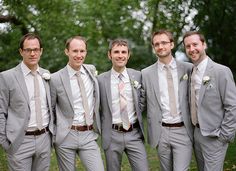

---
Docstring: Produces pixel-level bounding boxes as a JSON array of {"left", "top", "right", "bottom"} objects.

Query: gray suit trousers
[
  {"left": 104, "top": 128, "right": 148, "bottom": 171},
  {"left": 157, "top": 126, "right": 192, "bottom": 171},
  {"left": 194, "top": 127, "right": 228, "bottom": 171},
  {"left": 7, "top": 132, "right": 51, "bottom": 171},
  {"left": 55, "top": 129, "right": 104, "bottom": 171}
]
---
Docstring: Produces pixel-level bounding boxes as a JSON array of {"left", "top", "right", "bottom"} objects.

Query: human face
[
  {"left": 152, "top": 33, "right": 174, "bottom": 62},
  {"left": 19, "top": 38, "right": 42, "bottom": 71},
  {"left": 184, "top": 34, "right": 207, "bottom": 65},
  {"left": 65, "top": 39, "right": 87, "bottom": 71},
  {"left": 108, "top": 45, "right": 130, "bottom": 73}
]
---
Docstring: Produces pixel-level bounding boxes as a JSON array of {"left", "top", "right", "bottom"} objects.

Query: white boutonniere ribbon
[
  {"left": 181, "top": 73, "right": 188, "bottom": 81},
  {"left": 42, "top": 73, "right": 51, "bottom": 80},
  {"left": 131, "top": 80, "right": 141, "bottom": 89},
  {"left": 203, "top": 76, "right": 210, "bottom": 85}
]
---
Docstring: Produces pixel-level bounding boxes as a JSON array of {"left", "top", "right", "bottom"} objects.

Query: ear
[
  {"left": 19, "top": 48, "right": 23, "bottom": 57},
  {"left": 107, "top": 51, "right": 112, "bottom": 60},
  {"left": 40, "top": 48, "right": 43, "bottom": 56},
  {"left": 170, "top": 42, "right": 175, "bottom": 49},
  {"left": 64, "top": 48, "right": 69, "bottom": 56}
]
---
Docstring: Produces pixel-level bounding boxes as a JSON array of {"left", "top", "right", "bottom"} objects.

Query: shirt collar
[
  {"left": 67, "top": 64, "right": 86, "bottom": 79},
  {"left": 157, "top": 57, "right": 177, "bottom": 71},
  {"left": 21, "top": 61, "right": 39, "bottom": 77},
  {"left": 196, "top": 57, "right": 208, "bottom": 72},
  {"left": 111, "top": 67, "right": 128, "bottom": 80}
]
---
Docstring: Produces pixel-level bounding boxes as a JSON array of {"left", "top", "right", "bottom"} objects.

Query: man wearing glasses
[
  {"left": 141, "top": 30, "right": 193, "bottom": 171},
  {"left": 0, "top": 33, "right": 53, "bottom": 171}
]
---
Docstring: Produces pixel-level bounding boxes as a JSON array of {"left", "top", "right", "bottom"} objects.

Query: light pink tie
[
  {"left": 118, "top": 74, "right": 130, "bottom": 130},
  {"left": 191, "top": 67, "right": 198, "bottom": 125},
  {"left": 165, "top": 65, "right": 178, "bottom": 117},
  {"left": 31, "top": 71, "right": 43, "bottom": 130},
  {"left": 76, "top": 72, "right": 91, "bottom": 126}
]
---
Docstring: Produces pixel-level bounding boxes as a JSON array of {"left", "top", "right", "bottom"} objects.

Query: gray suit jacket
[
  {"left": 141, "top": 60, "right": 193, "bottom": 148},
  {"left": 196, "top": 58, "right": 236, "bottom": 143},
  {"left": 50, "top": 64, "right": 101, "bottom": 145},
  {"left": 0, "top": 63, "right": 53, "bottom": 154},
  {"left": 98, "top": 68, "right": 145, "bottom": 150}
]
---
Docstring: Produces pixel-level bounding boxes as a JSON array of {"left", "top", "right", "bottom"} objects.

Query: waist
[
  {"left": 112, "top": 121, "right": 139, "bottom": 132},
  {"left": 162, "top": 122, "right": 184, "bottom": 127},
  {"left": 25, "top": 126, "right": 49, "bottom": 136},
  {"left": 71, "top": 125, "right": 93, "bottom": 131}
]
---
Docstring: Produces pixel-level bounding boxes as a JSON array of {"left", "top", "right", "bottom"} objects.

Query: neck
[
  {"left": 158, "top": 55, "right": 173, "bottom": 65},
  {"left": 113, "top": 66, "right": 125, "bottom": 73}
]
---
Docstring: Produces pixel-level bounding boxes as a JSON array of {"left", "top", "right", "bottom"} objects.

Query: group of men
[{"left": 0, "top": 30, "right": 235, "bottom": 171}]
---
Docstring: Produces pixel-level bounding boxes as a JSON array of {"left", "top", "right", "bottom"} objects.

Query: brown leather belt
[
  {"left": 25, "top": 127, "right": 49, "bottom": 136},
  {"left": 112, "top": 121, "right": 139, "bottom": 132},
  {"left": 71, "top": 125, "right": 93, "bottom": 131},
  {"left": 162, "top": 122, "right": 184, "bottom": 127}
]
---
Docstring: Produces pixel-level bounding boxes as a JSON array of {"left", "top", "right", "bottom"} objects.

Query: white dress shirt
[
  {"left": 110, "top": 68, "right": 137, "bottom": 124},
  {"left": 21, "top": 62, "right": 49, "bottom": 130},
  {"left": 158, "top": 58, "right": 182, "bottom": 123},
  {"left": 193, "top": 57, "right": 208, "bottom": 106},
  {"left": 67, "top": 65, "right": 95, "bottom": 126}
]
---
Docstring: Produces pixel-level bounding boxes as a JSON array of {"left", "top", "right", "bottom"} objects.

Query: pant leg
[
  {"left": 7, "top": 135, "right": 35, "bottom": 171},
  {"left": 77, "top": 130, "right": 104, "bottom": 171},
  {"left": 125, "top": 128, "right": 149, "bottom": 171},
  {"left": 54, "top": 130, "right": 78, "bottom": 171},
  {"left": 157, "top": 126, "right": 173, "bottom": 171},
  {"left": 171, "top": 126, "right": 192, "bottom": 171},
  {"left": 32, "top": 132, "right": 51, "bottom": 171},
  {"left": 104, "top": 129, "right": 125, "bottom": 171}
]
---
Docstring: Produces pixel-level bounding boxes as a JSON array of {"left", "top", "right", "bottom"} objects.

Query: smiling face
[
  {"left": 65, "top": 38, "right": 87, "bottom": 71},
  {"left": 152, "top": 33, "right": 174, "bottom": 63},
  {"left": 19, "top": 38, "right": 42, "bottom": 71},
  {"left": 184, "top": 34, "right": 207, "bottom": 65},
  {"left": 108, "top": 44, "right": 130, "bottom": 73}
]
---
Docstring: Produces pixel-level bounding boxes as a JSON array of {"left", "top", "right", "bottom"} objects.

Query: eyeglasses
[
  {"left": 22, "top": 48, "right": 41, "bottom": 54},
  {"left": 153, "top": 41, "right": 171, "bottom": 47}
]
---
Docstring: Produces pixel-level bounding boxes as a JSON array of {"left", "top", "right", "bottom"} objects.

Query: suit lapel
[
  {"left": 127, "top": 69, "right": 139, "bottom": 111},
  {"left": 151, "top": 63, "right": 162, "bottom": 105},
  {"left": 14, "top": 64, "right": 30, "bottom": 103},
  {"left": 198, "top": 58, "right": 214, "bottom": 104},
  {"left": 60, "top": 67, "right": 74, "bottom": 109},
  {"left": 104, "top": 71, "right": 113, "bottom": 114},
  {"left": 176, "top": 62, "right": 184, "bottom": 105}
]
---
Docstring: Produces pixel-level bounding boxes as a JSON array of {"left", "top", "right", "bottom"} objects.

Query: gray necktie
[
  {"left": 31, "top": 71, "right": 43, "bottom": 130},
  {"left": 191, "top": 67, "right": 198, "bottom": 125},
  {"left": 118, "top": 74, "right": 130, "bottom": 130},
  {"left": 76, "top": 71, "right": 91, "bottom": 126},
  {"left": 165, "top": 65, "right": 178, "bottom": 117}
]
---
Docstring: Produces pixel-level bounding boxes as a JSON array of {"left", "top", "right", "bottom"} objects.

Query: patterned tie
[
  {"left": 76, "top": 71, "right": 91, "bottom": 126},
  {"left": 165, "top": 65, "right": 178, "bottom": 117},
  {"left": 118, "top": 74, "right": 130, "bottom": 130},
  {"left": 191, "top": 67, "right": 198, "bottom": 125},
  {"left": 31, "top": 71, "right": 43, "bottom": 130}
]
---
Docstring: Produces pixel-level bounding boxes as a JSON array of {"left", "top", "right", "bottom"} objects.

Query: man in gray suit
[
  {"left": 0, "top": 33, "right": 53, "bottom": 171},
  {"left": 50, "top": 36, "right": 104, "bottom": 171},
  {"left": 183, "top": 31, "right": 236, "bottom": 171},
  {"left": 141, "top": 30, "right": 193, "bottom": 171},
  {"left": 98, "top": 39, "right": 148, "bottom": 171}
]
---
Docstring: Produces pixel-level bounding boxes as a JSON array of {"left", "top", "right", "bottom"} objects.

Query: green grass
[{"left": 1, "top": 131, "right": 236, "bottom": 171}]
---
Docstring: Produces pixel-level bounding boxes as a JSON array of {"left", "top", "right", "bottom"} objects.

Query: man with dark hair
[
  {"left": 50, "top": 36, "right": 104, "bottom": 171},
  {"left": 98, "top": 39, "right": 148, "bottom": 171},
  {"left": 0, "top": 33, "right": 53, "bottom": 171},
  {"left": 183, "top": 31, "right": 236, "bottom": 171},
  {"left": 141, "top": 30, "right": 193, "bottom": 171}
]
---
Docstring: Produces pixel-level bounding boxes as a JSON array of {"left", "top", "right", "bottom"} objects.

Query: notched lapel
[
  {"left": 151, "top": 64, "right": 162, "bottom": 105},
  {"left": 104, "top": 71, "right": 112, "bottom": 114},
  {"left": 177, "top": 63, "right": 185, "bottom": 104}
]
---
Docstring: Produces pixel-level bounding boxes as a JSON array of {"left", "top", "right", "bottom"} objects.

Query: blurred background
[{"left": 0, "top": 0, "right": 236, "bottom": 76}]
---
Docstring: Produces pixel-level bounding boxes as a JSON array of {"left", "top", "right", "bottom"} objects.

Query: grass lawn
[{"left": 0, "top": 128, "right": 236, "bottom": 170}]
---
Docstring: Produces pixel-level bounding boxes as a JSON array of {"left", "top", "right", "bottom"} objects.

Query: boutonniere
[
  {"left": 131, "top": 80, "right": 141, "bottom": 89},
  {"left": 41, "top": 73, "right": 51, "bottom": 80},
  {"left": 94, "top": 70, "right": 98, "bottom": 76},
  {"left": 180, "top": 73, "right": 188, "bottom": 81},
  {"left": 203, "top": 76, "right": 210, "bottom": 85}
]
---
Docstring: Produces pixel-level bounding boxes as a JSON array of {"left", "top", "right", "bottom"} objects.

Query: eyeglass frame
[
  {"left": 22, "top": 48, "right": 42, "bottom": 54},
  {"left": 153, "top": 41, "right": 172, "bottom": 48}
]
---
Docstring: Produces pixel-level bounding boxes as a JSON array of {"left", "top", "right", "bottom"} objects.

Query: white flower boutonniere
[
  {"left": 94, "top": 70, "right": 98, "bottom": 76},
  {"left": 42, "top": 73, "right": 51, "bottom": 80},
  {"left": 203, "top": 76, "right": 210, "bottom": 85},
  {"left": 131, "top": 80, "right": 141, "bottom": 89},
  {"left": 181, "top": 73, "right": 188, "bottom": 81}
]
